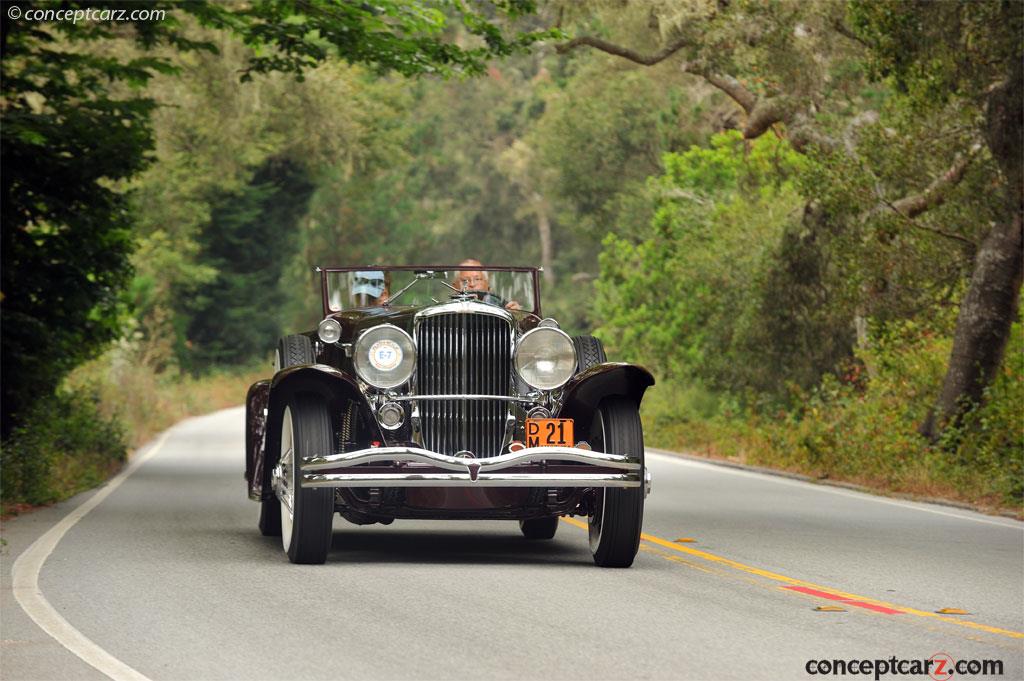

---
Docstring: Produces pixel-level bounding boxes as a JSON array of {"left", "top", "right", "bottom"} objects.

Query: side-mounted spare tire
[
  {"left": 573, "top": 335, "right": 607, "bottom": 371},
  {"left": 259, "top": 335, "right": 315, "bottom": 537},
  {"left": 275, "top": 334, "right": 314, "bottom": 373}
]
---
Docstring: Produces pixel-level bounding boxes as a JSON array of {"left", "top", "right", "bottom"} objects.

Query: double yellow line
[{"left": 561, "top": 517, "right": 1024, "bottom": 640}]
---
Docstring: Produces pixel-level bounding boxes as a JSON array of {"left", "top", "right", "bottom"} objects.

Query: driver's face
[{"left": 456, "top": 270, "right": 488, "bottom": 292}]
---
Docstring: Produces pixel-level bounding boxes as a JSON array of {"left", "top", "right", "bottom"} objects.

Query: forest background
[{"left": 2, "top": 0, "right": 1021, "bottom": 515}]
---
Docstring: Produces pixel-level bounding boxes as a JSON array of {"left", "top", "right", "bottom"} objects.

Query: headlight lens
[
  {"left": 514, "top": 327, "right": 577, "bottom": 391},
  {"left": 318, "top": 318, "right": 342, "bottom": 344},
  {"left": 353, "top": 325, "right": 415, "bottom": 389}
]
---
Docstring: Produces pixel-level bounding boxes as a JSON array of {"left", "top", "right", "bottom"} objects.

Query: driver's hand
[{"left": 505, "top": 300, "right": 522, "bottom": 310}]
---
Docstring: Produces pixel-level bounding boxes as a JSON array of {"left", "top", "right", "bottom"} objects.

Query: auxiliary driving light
[
  {"left": 527, "top": 406, "right": 551, "bottom": 419},
  {"left": 377, "top": 402, "right": 404, "bottom": 430},
  {"left": 318, "top": 318, "right": 342, "bottom": 343}
]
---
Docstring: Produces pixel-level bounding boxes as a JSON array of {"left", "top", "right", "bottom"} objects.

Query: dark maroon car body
[{"left": 244, "top": 265, "right": 653, "bottom": 564}]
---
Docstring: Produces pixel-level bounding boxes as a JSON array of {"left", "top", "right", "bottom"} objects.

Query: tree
[
  {"left": 554, "top": 0, "right": 1021, "bottom": 429},
  {"left": 212, "top": 0, "right": 556, "bottom": 80},
  {"left": 184, "top": 159, "right": 315, "bottom": 368},
  {"left": 0, "top": 1, "right": 218, "bottom": 436},
  {"left": 848, "top": 0, "right": 1024, "bottom": 438}
]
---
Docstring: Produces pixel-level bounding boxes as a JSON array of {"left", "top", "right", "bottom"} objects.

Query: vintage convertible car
[{"left": 244, "top": 265, "right": 654, "bottom": 566}]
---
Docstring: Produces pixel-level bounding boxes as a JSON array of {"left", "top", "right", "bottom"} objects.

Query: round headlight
[
  {"left": 514, "top": 327, "right": 577, "bottom": 391},
  {"left": 353, "top": 325, "right": 415, "bottom": 389},
  {"left": 318, "top": 318, "right": 342, "bottom": 344}
]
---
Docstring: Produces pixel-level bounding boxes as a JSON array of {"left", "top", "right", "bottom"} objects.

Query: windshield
[{"left": 322, "top": 267, "right": 539, "bottom": 314}]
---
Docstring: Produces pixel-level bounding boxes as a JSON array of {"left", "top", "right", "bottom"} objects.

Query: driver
[
  {"left": 351, "top": 270, "right": 390, "bottom": 307},
  {"left": 455, "top": 259, "right": 521, "bottom": 310}
]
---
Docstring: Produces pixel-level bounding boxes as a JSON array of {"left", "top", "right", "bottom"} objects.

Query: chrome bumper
[{"left": 300, "top": 446, "right": 647, "bottom": 491}]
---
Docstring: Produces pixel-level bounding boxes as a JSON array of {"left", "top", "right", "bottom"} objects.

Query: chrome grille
[{"left": 416, "top": 312, "right": 512, "bottom": 457}]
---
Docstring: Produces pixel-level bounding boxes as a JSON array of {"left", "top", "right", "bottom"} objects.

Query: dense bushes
[
  {"left": 1, "top": 388, "right": 126, "bottom": 510},
  {"left": 641, "top": 316, "right": 1023, "bottom": 509},
  {"left": 1, "top": 348, "right": 267, "bottom": 515},
  {"left": 597, "top": 131, "right": 812, "bottom": 397},
  {"left": 600, "top": 131, "right": 1022, "bottom": 511}
]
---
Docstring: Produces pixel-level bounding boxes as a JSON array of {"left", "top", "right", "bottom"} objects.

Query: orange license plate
[{"left": 525, "top": 418, "right": 574, "bottom": 448}]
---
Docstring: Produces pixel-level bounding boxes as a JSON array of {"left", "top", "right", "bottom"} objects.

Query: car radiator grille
[{"left": 415, "top": 312, "right": 512, "bottom": 457}]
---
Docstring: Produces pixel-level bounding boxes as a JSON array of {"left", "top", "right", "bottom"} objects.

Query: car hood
[{"left": 325, "top": 303, "right": 542, "bottom": 342}]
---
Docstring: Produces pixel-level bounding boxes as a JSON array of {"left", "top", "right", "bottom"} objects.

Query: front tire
[
  {"left": 260, "top": 335, "right": 315, "bottom": 537},
  {"left": 519, "top": 517, "right": 559, "bottom": 539},
  {"left": 259, "top": 496, "right": 281, "bottom": 536},
  {"left": 278, "top": 395, "right": 334, "bottom": 564},
  {"left": 588, "top": 397, "right": 644, "bottom": 568}
]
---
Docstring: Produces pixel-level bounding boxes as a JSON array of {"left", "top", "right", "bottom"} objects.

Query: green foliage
[
  {"left": 596, "top": 131, "right": 810, "bottom": 397},
  {"left": 0, "top": 2, "right": 219, "bottom": 435},
  {"left": 184, "top": 160, "right": 315, "bottom": 368},
  {"left": 752, "top": 314, "right": 1022, "bottom": 506},
  {"left": 1, "top": 387, "right": 126, "bottom": 508},
  {"left": 648, "top": 313, "right": 1022, "bottom": 508},
  {"left": 938, "top": 316, "right": 1024, "bottom": 502},
  {"left": 534, "top": 64, "right": 698, "bottom": 235},
  {"left": 849, "top": 0, "right": 1023, "bottom": 105},
  {"left": 128, "top": 34, "right": 419, "bottom": 360},
  {"left": 217, "top": 0, "right": 560, "bottom": 80}
]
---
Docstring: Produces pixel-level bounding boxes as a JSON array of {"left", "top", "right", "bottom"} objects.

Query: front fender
[
  {"left": 251, "top": 364, "right": 382, "bottom": 501},
  {"left": 555, "top": 363, "right": 655, "bottom": 438},
  {"left": 245, "top": 380, "right": 271, "bottom": 499}
]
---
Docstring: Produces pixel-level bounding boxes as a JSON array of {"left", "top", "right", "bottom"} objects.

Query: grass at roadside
[
  {"left": 641, "top": 321, "right": 1024, "bottom": 516},
  {"left": 1, "top": 351, "right": 268, "bottom": 517}
]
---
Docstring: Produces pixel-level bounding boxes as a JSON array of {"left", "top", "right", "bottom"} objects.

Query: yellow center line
[{"left": 560, "top": 517, "right": 1024, "bottom": 640}]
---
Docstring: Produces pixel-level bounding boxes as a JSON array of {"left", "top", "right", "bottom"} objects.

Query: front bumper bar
[{"left": 300, "top": 446, "right": 647, "bottom": 491}]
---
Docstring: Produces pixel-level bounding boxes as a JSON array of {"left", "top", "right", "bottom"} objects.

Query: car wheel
[
  {"left": 260, "top": 335, "right": 315, "bottom": 537},
  {"left": 277, "top": 395, "right": 334, "bottom": 564},
  {"left": 588, "top": 396, "right": 644, "bottom": 568},
  {"left": 573, "top": 335, "right": 607, "bottom": 371},
  {"left": 258, "top": 495, "right": 281, "bottom": 536},
  {"left": 519, "top": 517, "right": 559, "bottom": 539}
]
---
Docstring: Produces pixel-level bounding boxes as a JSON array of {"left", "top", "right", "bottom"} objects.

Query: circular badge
[{"left": 368, "top": 339, "right": 402, "bottom": 371}]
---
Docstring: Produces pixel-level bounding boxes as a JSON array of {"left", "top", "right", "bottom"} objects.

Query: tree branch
[
  {"left": 858, "top": 147, "right": 982, "bottom": 246},
  {"left": 879, "top": 199, "right": 978, "bottom": 247},
  {"left": 831, "top": 19, "right": 870, "bottom": 48},
  {"left": 888, "top": 146, "right": 980, "bottom": 219},
  {"left": 679, "top": 62, "right": 756, "bottom": 113},
  {"left": 742, "top": 95, "right": 798, "bottom": 139},
  {"left": 555, "top": 35, "right": 690, "bottom": 66},
  {"left": 557, "top": 37, "right": 805, "bottom": 145}
]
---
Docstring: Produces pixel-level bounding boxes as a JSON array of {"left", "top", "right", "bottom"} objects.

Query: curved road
[{"left": 3, "top": 408, "right": 1022, "bottom": 680}]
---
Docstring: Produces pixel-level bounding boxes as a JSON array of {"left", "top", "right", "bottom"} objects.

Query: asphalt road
[{"left": 2, "top": 407, "right": 1022, "bottom": 681}]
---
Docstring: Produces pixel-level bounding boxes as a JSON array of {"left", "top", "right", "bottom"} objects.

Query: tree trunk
[
  {"left": 921, "top": 60, "right": 1023, "bottom": 439},
  {"left": 534, "top": 193, "right": 555, "bottom": 286}
]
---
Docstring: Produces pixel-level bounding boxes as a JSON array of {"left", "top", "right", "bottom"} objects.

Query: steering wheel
[{"left": 452, "top": 290, "right": 507, "bottom": 307}]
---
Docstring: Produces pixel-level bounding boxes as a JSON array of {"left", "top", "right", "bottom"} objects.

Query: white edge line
[
  {"left": 647, "top": 450, "right": 1024, "bottom": 530},
  {"left": 10, "top": 431, "right": 174, "bottom": 681}
]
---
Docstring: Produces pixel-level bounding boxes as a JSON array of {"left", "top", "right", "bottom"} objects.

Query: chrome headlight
[
  {"left": 514, "top": 327, "right": 577, "bottom": 391},
  {"left": 353, "top": 325, "right": 415, "bottom": 389},
  {"left": 318, "top": 318, "right": 342, "bottom": 343}
]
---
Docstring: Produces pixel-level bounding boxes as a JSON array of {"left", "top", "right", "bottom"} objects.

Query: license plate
[{"left": 525, "top": 418, "right": 574, "bottom": 448}]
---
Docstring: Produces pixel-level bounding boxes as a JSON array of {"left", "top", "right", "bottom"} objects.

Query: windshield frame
[{"left": 317, "top": 265, "right": 542, "bottom": 317}]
